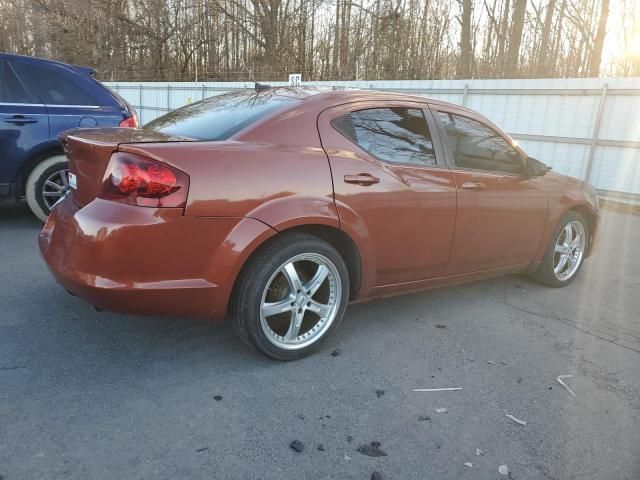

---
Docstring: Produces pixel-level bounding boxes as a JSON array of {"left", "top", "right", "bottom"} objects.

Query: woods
[{"left": 0, "top": 0, "right": 638, "bottom": 81}]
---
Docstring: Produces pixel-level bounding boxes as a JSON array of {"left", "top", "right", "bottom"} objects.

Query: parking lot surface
[{"left": 1, "top": 201, "right": 639, "bottom": 480}]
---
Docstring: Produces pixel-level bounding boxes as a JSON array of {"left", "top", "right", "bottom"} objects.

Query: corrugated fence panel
[{"left": 105, "top": 78, "right": 640, "bottom": 197}]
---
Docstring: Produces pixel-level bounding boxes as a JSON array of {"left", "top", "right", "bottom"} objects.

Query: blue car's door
[
  {"left": 0, "top": 61, "right": 49, "bottom": 188},
  {"left": 15, "top": 62, "right": 106, "bottom": 134}
]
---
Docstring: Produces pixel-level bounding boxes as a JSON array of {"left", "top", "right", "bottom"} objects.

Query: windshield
[{"left": 144, "top": 90, "right": 299, "bottom": 140}]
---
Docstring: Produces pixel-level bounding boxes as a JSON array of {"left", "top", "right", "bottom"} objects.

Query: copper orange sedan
[{"left": 39, "top": 87, "right": 600, "bottom": 360}]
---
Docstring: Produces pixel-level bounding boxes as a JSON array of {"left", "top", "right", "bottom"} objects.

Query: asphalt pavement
[{"left": 1, "top": 200, "right": 639, "bottom": 480}]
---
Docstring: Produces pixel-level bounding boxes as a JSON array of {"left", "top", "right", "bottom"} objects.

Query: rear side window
[
  {"left": 145, "top": 91, "right": 298, "bottom": 141},
  {"left": 21, "top": 64, "right": 97, "bottom": 105},
  {"left": 0, "top": 62, "right": 36, "bottom": 104},
  {"left": 332, "top": 107, "right": 437, "bottom": 166}
]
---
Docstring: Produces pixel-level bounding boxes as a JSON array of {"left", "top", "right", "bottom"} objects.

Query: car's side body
[
  {"left": 0, "top": 53, "right": 135, "bottom": 199},
  {"left": 39, "top": 88, "right": 599, "bottom": 321}
]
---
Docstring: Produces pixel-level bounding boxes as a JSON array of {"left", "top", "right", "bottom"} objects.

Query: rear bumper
[{"left": 39, "top": 197, "right": 271, "bottom": 319}]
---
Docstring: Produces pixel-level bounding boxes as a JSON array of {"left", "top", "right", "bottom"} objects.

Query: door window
[
  {"left": 21, "top": 64, "right": 97, "bottom": 105},
  {"left": 333, "top": 107, "right": 437, "bottom": 166},
  {"left": 438, "top": 112, "right": 523, "bottom": 174},
  {"left": 0, "top": 62, "right": 36, "bottom": 104}
]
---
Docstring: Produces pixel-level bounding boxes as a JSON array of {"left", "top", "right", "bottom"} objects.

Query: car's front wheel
[
  {"left": 25, "top": 155, "right": 70, "bottom": 222},
  {"left": 231, "top": 233, "right": 350, "bottom": 360},
  {"left": 531, "top": 211, "right": 589, "bottom": 287}
]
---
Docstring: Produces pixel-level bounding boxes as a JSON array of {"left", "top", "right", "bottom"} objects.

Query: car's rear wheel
[
  {"left": 530, "top": 211, "right": 589, "bottom": 287},
  {"left": 231, "top": 233, "right": 350, "bottom": 360},
  {"left": 25, "top": 155, "right": 70, "bottom": 222}
]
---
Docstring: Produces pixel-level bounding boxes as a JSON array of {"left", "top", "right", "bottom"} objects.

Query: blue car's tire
[{"left": 26, "top": 155, "right": 69, "bottom": 222}]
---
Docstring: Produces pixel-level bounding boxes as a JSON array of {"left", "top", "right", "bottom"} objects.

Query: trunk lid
[{"left": 59, "top": 128, "right": 194, "bottom": 206}]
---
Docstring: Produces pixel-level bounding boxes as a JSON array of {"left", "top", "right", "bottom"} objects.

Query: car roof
[
  {"left": 0, "top": 52, "right": 95, "bottom": 76},
  {"left": 238, "top": 85, "right": 476, "bottom": 116}
]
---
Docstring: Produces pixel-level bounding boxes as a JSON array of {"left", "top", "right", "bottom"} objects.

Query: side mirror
[{"left": 526, "top": 156, "right": 551, "bottom": 177}]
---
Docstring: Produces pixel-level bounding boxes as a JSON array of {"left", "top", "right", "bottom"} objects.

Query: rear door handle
[
  {"left": 344, "top": 174, "right": 380, "bottom": 186},
  {"left": 461, "top": 181, "right": 486, "bottom": 190},
  {"left": 4, "top": 115, "right": 38, "bottom": 124}
]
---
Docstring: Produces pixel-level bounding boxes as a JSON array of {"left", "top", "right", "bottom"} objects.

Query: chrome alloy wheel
[
  {"left": 260, "top": 253, "right": 342, "bottom": 350},
  {"left": 42, "top": 168, "right": 70, "bottom": 210},
  {"left": 553, "top": 220, "right": 586, "bottom": 281}
]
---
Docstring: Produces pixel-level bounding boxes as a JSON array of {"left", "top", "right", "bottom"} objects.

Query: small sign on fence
[{"left": 289, "top": 73, "right": 302, "bottom": 86}]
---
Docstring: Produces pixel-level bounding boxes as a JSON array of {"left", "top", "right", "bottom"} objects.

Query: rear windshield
[{"left": 144, "top": 90, "right": 298, "bottom": 140}]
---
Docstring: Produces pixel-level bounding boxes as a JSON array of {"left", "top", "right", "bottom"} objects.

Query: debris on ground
[
  {"left": 347, "top": 435, "right": 353, "bottom": 443},
  {"left": 375, "top": 389, "right": 386, "bottom": 398},
  {"left": 331, "top": 348, "right": 341, "bottom": 357},
  {"left": 517, "top": 377, "right": 523, "bottom": 384},
  {"left": 213, "top": 395, "right": 223, "bottom": 401},
  {"left": 488, "top": 361, "right": 496, "bottom": 365},
  {"left": 357, "top": 441, "right": 388, "bottom": 457},
  {"left": 344, "top": 453, "right": 351, "bottom": 461},
  {"left": 418, "top": 415, "right": 431, "bottom": 421},
  {"left": 414, "top": 387, "right": 462, "bottom": 392},
  {"left": 498, "top": 464, "right": 509, "bottom": 475},
  {"left": 434, "top": 408, "right": 448, "bottom": 413},
  {"left": 317, "top": 444, "right": 325, "bottom": 451},
  {"left": 371, "top": 471, "right": 384, "bottom": 480},
  {"left": 289, "top": 440, "right": 305, "bottom": 453},
  {"left": 196, "top": 447, "right": 209, "bottom": 452},
  {"left": 506, "top": 414, "right": 527, "bottom": 426},
  {"left": 435, "top": 324, "right": 447, "bottom": 329},
  {"left": 475, "top": 448, "right": 484, "bottom": 456},
  {"left": 557, "top": 374, "right": 577, "bottom": 397},
  {"left": 464, "top": 462, "right": 473, "bottom": 468}
]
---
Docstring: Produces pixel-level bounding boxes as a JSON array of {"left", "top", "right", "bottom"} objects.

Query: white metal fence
[{"left": 105, "top": 78, "right": 640, "bottom": 198}]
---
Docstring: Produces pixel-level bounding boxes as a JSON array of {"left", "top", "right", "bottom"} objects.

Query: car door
[
  {"left": 431, "top": 105, "right": 548, "bottom": 275},
  {"left": 13, "top": 62, "right": 103, "bottom": 135},
  {"left": 318, "top": 102, "right": 457, "bottom": 286},
  {"left": 0, "top": 61, "right": 49, "bottom": 187}
]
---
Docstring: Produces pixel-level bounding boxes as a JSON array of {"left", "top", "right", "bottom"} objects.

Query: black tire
[
  {"left": 231, "top": 232, "right": 350, "bottom": 360},
  {"left": 530, "top": 211, "right": 589, "bottom": 287},
  {"left": 25, "top": 155, "right": 69, "bottom": 222}
]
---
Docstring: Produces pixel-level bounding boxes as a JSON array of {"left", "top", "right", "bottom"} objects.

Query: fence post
[
  {"left": 585, "top": 83, "right": 608, "bottom": 183},
  {"left": 138, "top": 83, "right": 143, "bottom": 113},
  {"left": 462, "top": 83, "right": 469, "bottom": 106},
  {"left": 167, "top": 83, "right": 171, "bottom": 111}
]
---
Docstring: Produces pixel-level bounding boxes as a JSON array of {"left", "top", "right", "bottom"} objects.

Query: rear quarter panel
[{"left": 119, "top": 141, "right": 339, "bottom": 228}]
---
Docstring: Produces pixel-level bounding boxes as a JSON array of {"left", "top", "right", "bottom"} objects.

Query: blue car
[{"left": 0, "top": 53, "right": 137, "bottom": 220}]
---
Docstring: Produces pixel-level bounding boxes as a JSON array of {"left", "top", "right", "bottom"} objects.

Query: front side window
[
  {"left": 0, "top": 61, "right": 35, "bottom": 104},
  {"left": 21, "top": 64, "right": 97, "bottom": 105},
  {"left": 333, "top": 107, "right": 437, "bottom": 166},
  {"left": 438, "top": 112, "right": 523, "bottom": 174}
]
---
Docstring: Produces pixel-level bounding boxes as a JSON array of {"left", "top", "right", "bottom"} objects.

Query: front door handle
[
  {"left": 461, "top": 181, "right": 486, "bottom": 190},
  {"left": 344, "top": 174, "right": 380, "bottom": 186},
  {"left": 4, "top": 115, "right": 38, "bottom": 125}
]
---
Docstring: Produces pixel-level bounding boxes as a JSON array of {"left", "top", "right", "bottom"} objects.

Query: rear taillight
[
  {"left": 98, "top": 152, "right": 189, "bottom": 208},
  {"left": 119, "top": 113, "right": 138, "bottom": 128}
]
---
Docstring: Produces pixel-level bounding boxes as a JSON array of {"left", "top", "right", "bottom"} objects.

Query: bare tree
[{"left": 0, "top": 0, "right": 632, "bottom": 81}]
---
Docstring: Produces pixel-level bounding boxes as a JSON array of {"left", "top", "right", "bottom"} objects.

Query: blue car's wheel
[{"left": 26, "top": 155, "right": 69, "bottom": 222}]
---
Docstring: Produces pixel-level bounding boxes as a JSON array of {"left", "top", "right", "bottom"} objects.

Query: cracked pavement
[{"left": 1, "top": 201, "right": 639, "bottom": 479}]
